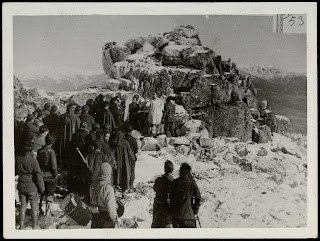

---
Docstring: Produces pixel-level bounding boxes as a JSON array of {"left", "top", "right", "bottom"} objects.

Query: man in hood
[{"left": 89, "top": 162, "right": 118, "bottom": 228}]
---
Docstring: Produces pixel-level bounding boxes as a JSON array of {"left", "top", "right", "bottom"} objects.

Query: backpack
[
  {"left": 38, "top": 148, "right": 56, "bottom": 181},
  {"left": 174, "top": 179, "right": 194, "bottom": 209}
]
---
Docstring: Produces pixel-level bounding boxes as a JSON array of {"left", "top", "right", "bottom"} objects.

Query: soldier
[
  {"left": 99, "top": 101, "right": 116, "bottom": 134},
  {"left": 86, "top": 141, "right": 115, "bottom": 182},
  {"left": 80, "top": 105, "right": 95, "bottom": 132},
  {"left": 43, "top": 103, "right": 51, "bottom": 117},
  {"left": 34, "top": 110, "right": 45, "bottom": 128},
  {"left": 163, "top": 97, "right": 177, "bottom": 137},
  {"left": 171, "top": 163, "right": 201, "bottom": 228},
  {"left": 37, "top": 134, "right": 59, "bottom": 216},
  {"left": 32, "top": 125, "right": 50, "bottom": 156},
  {"left": 110, "top": 130, "right": 135, "bottom": 193},
  {"left": 128, "top": 96, "right": 140, "bottom": 130},
  {"left": 74, "top": 105, "right": 82, "bottom": 117},
  {"left": 152, "top": 160, "right": 174, "bottom": 228},
  {"left": 109, "top": 97, "right": 121, "bottom": 128},
  {"left": 43, "top": 105, "right": 61, "bottom": 139},
  {"left": 147, "top": 93, "right": 164, "bottom": 137},
  {"left": 16, "top": 142, "right": 45, "bottom": 229},
  {"left": 122, "top": 123, "right": 139, "bottom": 192},
  {"left": 23, "top": 114, "right": 39, "bottom": 139},
  {"left": 262, "top": 110, "right": 278, "bottom": 135},
  {"left": 72, "top": 121, "right": 90, "bottom": 157},
  {"left": 87, "top": 123, "right": 101, "bottom": 144},
  {"left": 89, "top": 130, "right": 113, "bottom": 160},
  {"left": 60, "top": 104, "right": 81, "bottom": 167}
]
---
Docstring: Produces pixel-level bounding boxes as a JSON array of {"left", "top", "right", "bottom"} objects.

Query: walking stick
[{"left": 195, "top": 214, "right": 202, "bottom": 228}]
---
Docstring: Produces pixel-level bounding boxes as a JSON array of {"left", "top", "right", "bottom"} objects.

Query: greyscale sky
[{"left": 13, "top": 15, "right": 307, "bottom": 79}]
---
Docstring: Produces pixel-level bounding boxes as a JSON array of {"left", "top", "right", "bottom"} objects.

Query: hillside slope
[{"left": 240, "top": 67, "right": 307, "bottom": 134}]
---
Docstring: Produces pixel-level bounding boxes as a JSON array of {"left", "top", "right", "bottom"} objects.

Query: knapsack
[{"left": 38, "top": 148, "right": 55, "bottom": 180}]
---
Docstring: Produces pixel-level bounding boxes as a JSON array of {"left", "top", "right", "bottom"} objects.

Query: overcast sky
[{"left": 13, "top": 15, "right": 307, "bottom": 78}]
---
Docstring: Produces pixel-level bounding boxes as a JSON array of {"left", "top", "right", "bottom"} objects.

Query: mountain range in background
[
  {"left": 239, "top": 66, "right": 307, "bottom": 134},
  {"left": 15, "top": 66, "right": 307, "bottom": 134}
]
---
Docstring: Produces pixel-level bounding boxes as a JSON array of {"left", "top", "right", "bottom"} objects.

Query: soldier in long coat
[
  {"left": 59, "top": 104, "right": 81, "bottom": 167},
  {"left": 99, "top": 101, "right": 116, "bottom": 134},
  {"left": 109, "top": 97, "right": 121, "bottom": 128},
  {"left": 110, "top": 130, "right": 135, "bottom": 193}
]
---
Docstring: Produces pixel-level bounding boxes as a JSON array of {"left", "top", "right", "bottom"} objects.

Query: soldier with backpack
[{"left": 37, "top": 134, "right": 59, "bottom": 216}]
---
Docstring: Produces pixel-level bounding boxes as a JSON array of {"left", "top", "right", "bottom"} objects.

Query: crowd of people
[{"left": 14, "top": 93, "right": 201, "bottom": 229}]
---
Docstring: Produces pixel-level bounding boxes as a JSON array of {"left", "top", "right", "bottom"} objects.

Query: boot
[
  {"left": 39, "top": 195, "right": 45, "bottom": 216},
  {"left": 45, "top": 201, "right": 52, "bottom": 216},
  {"left": 31, "top": 206, "right": 40, "bottom": 229},
  {"left": 19, "top": 206, "right": 26, "bottom": 230}
]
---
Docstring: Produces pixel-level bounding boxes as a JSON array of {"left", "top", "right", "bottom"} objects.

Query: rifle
[{"left": 75, "top": 147, "right": 88, "bottom": 167}]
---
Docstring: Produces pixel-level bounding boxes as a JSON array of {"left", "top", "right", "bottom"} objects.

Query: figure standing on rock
[
  {"left": 128, "top": 96, "right": 140, "bottom": 131},
  {"left": 163, "top": 97, "right": 177, "bottom": 137},
  {"left": 147, "top": 92, "right": 164, "bottom": 137}
]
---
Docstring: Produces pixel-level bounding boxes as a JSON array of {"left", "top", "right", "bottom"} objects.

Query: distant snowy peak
[
  {"left": 16, "top": 73, "right": 106, "bottom": 92},
  {"left": 239, "top": 66, "right": 306, "bottom": 80}
]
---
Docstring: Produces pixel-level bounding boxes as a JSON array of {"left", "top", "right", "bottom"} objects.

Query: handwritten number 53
[{"left": 283, "top": 14, "right": 305, "bottom": 26}]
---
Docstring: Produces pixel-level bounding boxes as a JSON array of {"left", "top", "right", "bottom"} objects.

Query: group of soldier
[{"left": 14, "top": 93, "right": 202, "bottom": 229}]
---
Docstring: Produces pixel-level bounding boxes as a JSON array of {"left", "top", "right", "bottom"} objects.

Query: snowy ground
[
  {"left": 15, "top": 133, "right": 307, "bottom": 229},
  {"left": 127, "top": 132, "right": 307, "bottom": 228}
]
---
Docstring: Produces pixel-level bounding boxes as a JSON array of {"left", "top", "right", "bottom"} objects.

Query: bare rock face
[
  {"left": 171, "top": 25, "right": 202, "bottom": 46},
  {"left": 162, "top": 45, "right": 217, "bottom": 73},
  {"left": 194, "top": 102, "right": 253, "bottom": 142},
  {"left": 276, "top": 115, "right": 291, "bottom": 133},
  {"left": 252, "top": 125, "right": 272, "bottom": 144},
  {"left": 102, "top": 42, "right": 131, "bottom": 77},
  {"left": 125, "top": 35, "right": 163, "bottom": 54},
  {"left": 210, "top": 80, "right": 232, "bottom": 105}
]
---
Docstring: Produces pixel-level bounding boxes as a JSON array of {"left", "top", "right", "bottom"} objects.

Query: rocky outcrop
[
  {"left": 14, "top": 76, "right": 63, "bottom": 120},
  {"left": 276, "top": 115, "right": 291, "bottom": 133},
  {"left": 99, "top": 25, "right": 291, "bottom": 141},
  {"left": 193, "top": 102, "right": 253, "bottom": 142}
]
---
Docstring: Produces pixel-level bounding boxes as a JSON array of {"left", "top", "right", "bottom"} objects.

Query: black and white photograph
[{"left": 3, "top": 2, "right": 317, "bottom": 239}]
